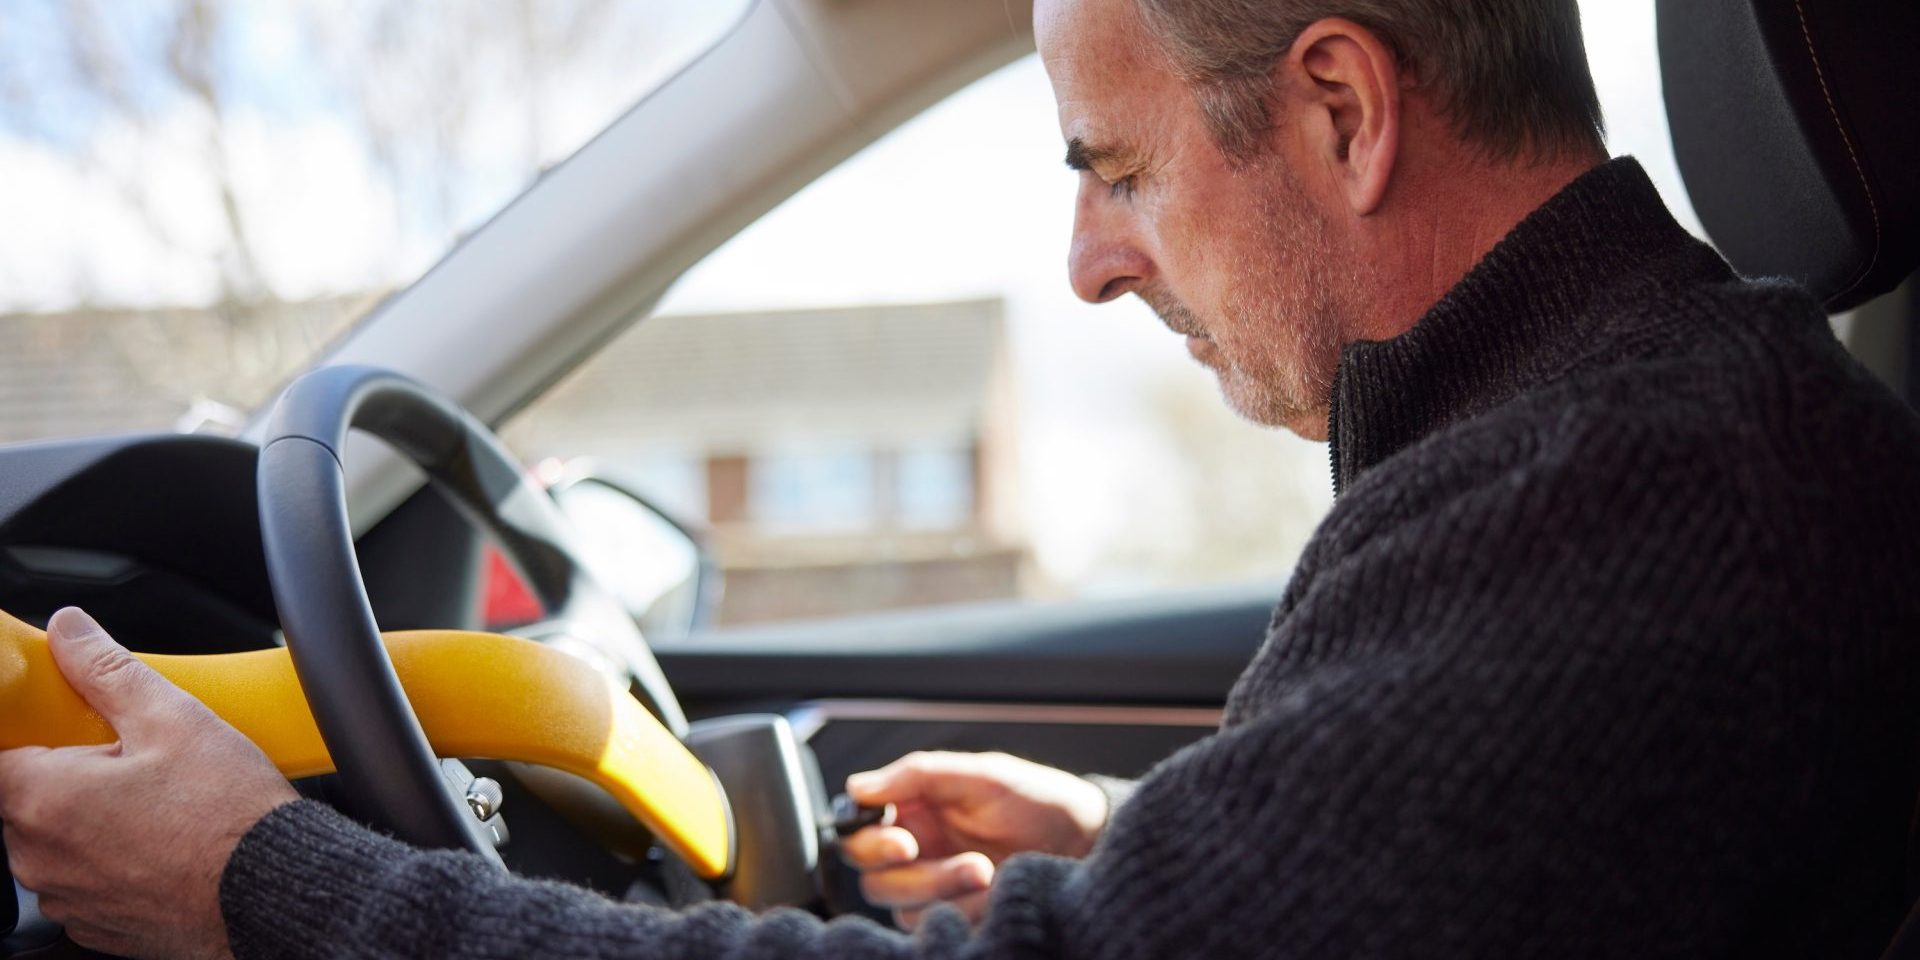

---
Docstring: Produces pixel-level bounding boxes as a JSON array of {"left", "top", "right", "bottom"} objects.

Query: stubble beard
[{"left": 1145, "top": 169, "right": 1352, "bottom": 436}]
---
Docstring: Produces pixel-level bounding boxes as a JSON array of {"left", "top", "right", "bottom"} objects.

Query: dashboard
[
  {"left": 0, "top": 435, "right": 278, "bottom": 653},
  {"left": 0, "top": 433, "right": 484, "bottom": 656}
]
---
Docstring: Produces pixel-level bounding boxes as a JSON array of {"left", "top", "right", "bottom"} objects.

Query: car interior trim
[{"left": 785, "top": 699, "right": 1224, "bottom": 743}]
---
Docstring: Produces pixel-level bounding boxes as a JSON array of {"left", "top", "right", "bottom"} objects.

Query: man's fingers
[
  {"left": 44, "top": 607, "right": 186, "bottom": 735},
  {"left": 841, "top": 824, "right": 920, "bottom": 870},
  {"left": 895, "top": 888, "right": 993, "bottom": 932},
  {"left": 859, "top": 851, "right": 994, "bottom": 909},
  {"left": 949, "top": 888, "right": 992, "bottom": 925},
  {"left": 0, "top": 747, "right": 57, "bottom": 821},
  {"left": 846, "top": 751, "right": 994, "bottom": 807},
  {"left": 893, "top": 905, "right": 927, "bottom": 933},
  {"left": 51, "top": 916, "right": 130, "bottom": 958}
]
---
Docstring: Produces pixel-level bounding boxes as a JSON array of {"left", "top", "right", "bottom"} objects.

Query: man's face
[{"left": 1037, "top": 0, "right": 1358, "bottom": 439}]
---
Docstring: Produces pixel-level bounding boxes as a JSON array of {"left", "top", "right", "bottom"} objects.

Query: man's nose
[{"left": 1067, "top": 189, "right": 1150, "bottom": 304}]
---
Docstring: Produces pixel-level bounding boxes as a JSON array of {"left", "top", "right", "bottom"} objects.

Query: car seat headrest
[{"left": 1657, "top": 0, "right": 1920, "bottom": 311}]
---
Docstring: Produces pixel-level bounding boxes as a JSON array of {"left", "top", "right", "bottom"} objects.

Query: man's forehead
[
  {"left": 1036, "top": 0, "right": 1156, "bottom": 83},
  {"left": 1037, "top": 0, "right": 1173, "bottom": 141}
]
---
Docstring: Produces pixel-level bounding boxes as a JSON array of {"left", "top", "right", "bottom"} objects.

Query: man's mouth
[
  {"left": 1143, "top": 296, "right": 1208, "bottom": 341},
  {"left": 1157, "top": 308, "right": 1215, "bottom": 362},
  {"left": 1160, "top": 313, "right": 1207, "bottom": 340}
]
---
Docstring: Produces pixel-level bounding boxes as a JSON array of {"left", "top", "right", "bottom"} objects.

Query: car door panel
[{"left": 656, "top": 583, "right": 1276, "bottom": 787}]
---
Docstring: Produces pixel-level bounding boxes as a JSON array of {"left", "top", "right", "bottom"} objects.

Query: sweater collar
[{"left": 1327, "top": 157, "right": 1721, "bottom": 494}]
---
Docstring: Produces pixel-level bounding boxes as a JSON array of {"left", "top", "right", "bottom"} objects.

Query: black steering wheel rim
[{"left": 256, "top": 364, "right": 686, "bottom": 859}]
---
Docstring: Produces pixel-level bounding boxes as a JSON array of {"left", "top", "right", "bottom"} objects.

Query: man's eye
[{"left": 1108, "top": 175, "right": 1136, "bottom": 200}]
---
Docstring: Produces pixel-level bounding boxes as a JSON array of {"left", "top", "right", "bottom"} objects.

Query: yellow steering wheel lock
[{"left": 0, "top": 609, "right": 732, "bottom": 879}]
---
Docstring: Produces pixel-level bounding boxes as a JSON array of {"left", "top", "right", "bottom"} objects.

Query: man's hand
[
  {"left": 841, "top": 751, "right": 1109, "bottom": 931},
  {"left": 0, "top": 608, "right": 298, "bottom": 959}
]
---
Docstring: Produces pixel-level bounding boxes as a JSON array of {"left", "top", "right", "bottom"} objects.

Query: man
[{"left": 5, "top": 0, "right": 1920, "bottom": 955}]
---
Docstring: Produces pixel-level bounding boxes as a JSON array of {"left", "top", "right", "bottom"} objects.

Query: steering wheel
[{"left": 256, "top": 365, "right": 688, "bottom": 862}]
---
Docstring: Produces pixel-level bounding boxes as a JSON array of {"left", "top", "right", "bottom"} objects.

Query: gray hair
[{"left": 1133, "top": 0, "right": 1606, "bottom": 162}]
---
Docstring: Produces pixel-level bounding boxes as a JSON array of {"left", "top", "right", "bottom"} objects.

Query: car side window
[
  {"left": 505, "top": 55, "right": 1335, "bottom": 629},
  {"left": 505, "top": 5, "right": 1700, "bottom": 630}
]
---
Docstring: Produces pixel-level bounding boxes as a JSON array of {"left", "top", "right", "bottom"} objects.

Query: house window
[
  {"left": 750, "top": 449, "right": 878, "bottom": 533},
  {"left": 895, "top": 445, "right": 973, "bottom": 530},
  {"left": 600, "top": 449, "right": 707, "bottom": 524}
]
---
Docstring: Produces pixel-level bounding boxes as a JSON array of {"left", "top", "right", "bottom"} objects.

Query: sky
[
  {"left": 0, "top": 0, "right": 1706, "bottom": 594},
  {"left": 0, "top": 0, "right": 749, "bottom": 310}
]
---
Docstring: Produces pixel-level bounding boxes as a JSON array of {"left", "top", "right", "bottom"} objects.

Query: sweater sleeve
[
  {"left": 220, "top": 799, "right": 1076, "bottom": 960},
  {"left": 222, "top": 631, "right": 1814, "bottom": 960}
]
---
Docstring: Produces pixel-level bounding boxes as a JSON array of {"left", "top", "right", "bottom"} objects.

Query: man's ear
[{"left": 1283, "top": 18, "right": 1401, "bottom": 216}]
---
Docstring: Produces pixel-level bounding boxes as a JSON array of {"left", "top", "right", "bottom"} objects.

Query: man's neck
[{"left": 1351, "top": 144, "right": 1608, "bottom": 345}]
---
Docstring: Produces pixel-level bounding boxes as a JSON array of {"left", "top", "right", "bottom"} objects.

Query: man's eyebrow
[{"left": 1064, "top": 137, "right": 1120, "bottom": 171}]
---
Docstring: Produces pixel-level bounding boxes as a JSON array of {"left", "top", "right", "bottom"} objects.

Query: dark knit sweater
[{"left": 220, "top": 159, "right": 1920, "bottom": 958}]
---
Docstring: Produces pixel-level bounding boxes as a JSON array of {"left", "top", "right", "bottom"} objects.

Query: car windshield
[{"left": 0, "top": 0, "right": 746, "bottom": 443}]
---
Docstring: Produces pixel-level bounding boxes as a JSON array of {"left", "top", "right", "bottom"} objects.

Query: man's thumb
[{"left": 46, "top": 607, "right": 175, "bottom": 731}]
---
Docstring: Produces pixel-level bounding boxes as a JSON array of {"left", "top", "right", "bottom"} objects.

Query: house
[
  {"left": 0, "top": 298, "right": 369, "bottom": 444},
  {"left": 505, "top": 299, "right": 1028, "bottom": 625}
]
